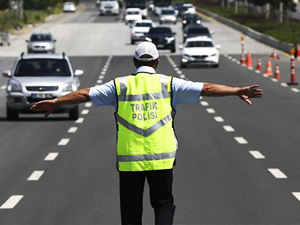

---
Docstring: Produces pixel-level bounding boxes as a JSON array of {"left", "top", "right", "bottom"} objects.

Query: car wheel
[
  {"left": 69, "top": 105, "right": 79, "bottom": 120},
  {"left": 6, "top": 103, "right": 19, "bottom": 120},
  {"left": 171, "top": 48, "right": 176, "bottom": 53},
  {"left": 212, "top": 64, "right": 219, "bottom": 68},
  {"left": 131, "top": 39, "right": 135, "bottom": 45}
]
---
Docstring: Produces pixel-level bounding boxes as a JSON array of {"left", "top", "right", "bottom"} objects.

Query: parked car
[
  {"left": 63, "top": 2, "right": 76, "bottom": 12},
  {"left": 131, "top": 19, "right": 154, "bottom": 44},
  {"left": 159, "top": 7, "right": 177, "bottom": 25},
  {"left": 183, "top": 24, "right": 212, "bottom": 42},
  {"left": 181, "top": 3, "right": 196, "bottom": 15},
  {"left": 2, "top": 53, "right": 84, "bottom": 120},
  {"left": 146, "top": 26, "right": 176, "bottom": 53},
  {"left": 26, "top": 32, "right": 56, "bottom": 54},
  {"left": 180, "top": 36, "right": 220, "bottom": 68},
  {"left": 99, "top": 0, "right": 119, "bottom": 15},
  {"left": 181, "top": 13, "right": 201, "bottom": 29},
  {"left": 125, "top": 8, "right": 142, "bottom": 25}
]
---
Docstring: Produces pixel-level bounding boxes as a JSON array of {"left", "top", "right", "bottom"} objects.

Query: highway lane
[{"left": 1, "top": 0, "right": 300, "bottom": 224}]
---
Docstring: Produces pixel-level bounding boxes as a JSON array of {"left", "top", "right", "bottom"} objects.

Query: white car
[
  {"left": 182, "top": 3, "right": 196, "bottom": 15},
  {"left": 63, "top": 2, "right": 76, "bottom": 13},
  {"left": 180, "top": 36, "right": 220, "bottom": 68},
  {"left": 125, "top": 8, "right": 142, "bottom": 25},
  {"left": 99, "top": 0, "right": 119, "bottom": 15},
  {"left": 159, "top": 7, "right": 177, "bottom": 25},
  {"left": 131, "top": 20, "right": 154, "bottom": 44}
]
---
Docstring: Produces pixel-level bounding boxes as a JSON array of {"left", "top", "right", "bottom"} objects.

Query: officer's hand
[
  {"left": 30, "top": 99, "right": 57, "bottom": 117},
  {"left": 237, "top": 85, "right": 263, "bottom": 106}
]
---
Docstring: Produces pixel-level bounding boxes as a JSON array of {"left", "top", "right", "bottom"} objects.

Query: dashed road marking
[
  {"left": 0, "top": 195, "right": 24, "bottom": 209},
  {"left": 81, "top": 109, "right": 89, "bottom": 115},
  {"left": 292, "top": 192, "right": 300, "bottom": 202},
  {"left": 271, "top": 78, "right": 279, "bottom": 82},
  {"left": 58, "top": 138, "right": 69, "bottom": 146},
  {"left": 255, "top": 70, "right": 261, "bottom": 74},
  {"left": 249, "top": 150, "right": 265, "bottom": 159},
  {"left": 281, "top": 83, "right": 288, "bottom": 87},
  {"left": 206, "top": 108, "right": 215, "bottom": 114},
  {"left": 85, "top": 102, "right": 92, "bottom": 107},
  {"left": 214, "top": 116, "right": 224, "bottom": 122},
  {"left": 234, "top": 137, "right": 248, "bottom": 144},
  {"left": 200, "top": 101, "right": 209, "bottom": 106},
  {"left": 268, "top": 168, "right": 287, "bottom": 179},
  {"left": 223, "top": 125, "right": 235, "bottom": 132},
  {"left": 68, "top": 127, "right": 78, "bottom": 133},
  {"left": 101, "top": 71, "right": 106, "bottom": 75},
  {"left": 1, "top": 85, "right": 6, "bottom": 90},
  {"left": 97, "top": 80, "right": 103, "bottom": 84},
  {"left": 44, "top": 152, "right": 59, "bottom": 161},
  {"left": 179, "top": 75, "right": 185, "bottom": 79},
  {"left": 291, "top": 88, "right": 300, "bottom": 93},
  {"left": 99, "top": 75, "right": 104, "bottom": 79},
  {"left": 75, "top": 118, "right": 84, "bottom": 123},
  {"left": 177, "top": 71, "right": 182, "bottom": 74},
  {"left": 27, "top": 171, "right": 44, "bottom": 181}
]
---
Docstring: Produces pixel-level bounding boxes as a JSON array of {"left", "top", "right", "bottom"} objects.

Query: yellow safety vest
[{"left": 114, "top": 73, "right": 177, "bottom": 171}]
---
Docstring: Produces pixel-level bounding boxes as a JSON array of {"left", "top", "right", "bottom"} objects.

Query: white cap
[{"left": 134, "top": 42, "right": 159, "bottom": 62}]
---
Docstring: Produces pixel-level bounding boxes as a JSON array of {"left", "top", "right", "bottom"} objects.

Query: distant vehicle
[
  {"left": 159, "top": 7, "right": 177, "bottom": 25},
  {"left": 63, "top": 2, "right": 76, "bottom": 12},
  {"left": 2, "top": 53, "right": 84, "bottom": 120},
  {"left": 131, "top": 19, "right": 154, "bottom": 44},
  {"left": 153, "top": 0, "right": 172, "bottom": 15},
  {"left": 181, "top": 13, "right": 201, "bottom": 28},
  {"left": 99, "top": 0, "right": 119, "bottom": 15},
  {"left": 146, "top": 26, "right": 176, "bottom": 53},
  {"left": 26, "top": 32, "right": 56, "bottom": 54},
  {"left": 181, "top": 3, "right": 196, "bottom": 15},
  {"left": 125, "top": 0, "right": 147, "bottom": 18},
  {"left": 183, "top": 24, "right": 213, "bottom": 42},
  {"left": 125, "top": 8, "right": 142, "bottom": 25},
  {"left": 180, "top": 36, "right": 220, "bottom": 68},
  {"left": 174, "top": 2, "right": 184, "bottom": 16}
]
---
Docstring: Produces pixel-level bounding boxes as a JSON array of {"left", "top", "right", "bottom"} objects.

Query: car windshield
[
  {"left": 30, "top": 34, "right": 52, "bottom": 41},
  {"left": 15, "top": 59, "right": 71, "bottom": 77},
  {"left": 127, "top": 11, "right": 140, "bottom": 15},
  {"left": 135, "top": 22, "right": 152, "bottom": 27},
  {"left": 161, "top": 10, "right": 175, "bottom": 15},
  {"left": 184, "top": 14, "right": 198, "bottom": 20},
  {"left": 148, "top": 28, "right": 171, "bottom": 35},
  {"left": 188, "top": 28, "right": 209, "bottom": 34},
  {"left": 185, "top": 41, "right": 213, "bottom": 48}
]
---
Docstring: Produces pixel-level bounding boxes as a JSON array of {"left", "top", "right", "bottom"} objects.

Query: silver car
[
  {"left": 26, "top": 32, "right": 56, "bottom": 54},
  {"left": 3, "top": 53, "right": 84, "bottom": 120}
]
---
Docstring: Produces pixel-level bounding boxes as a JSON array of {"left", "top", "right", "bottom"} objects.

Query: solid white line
[
  {"left": 268, "top": 168, "right": 287, "bottom": 179},
  {"left": 214, "top": 116, "right": 224, "bottom": 122},
  {"left": 249, "top": 150, "right": 265, "bottom": 159},
  {"left": 206, "top": 108, "right": 215, "bottom": 114},
  {"left": 44, "top": 152, "right": 59, "bottom": 161},
  {"left": 200, "top": 101, "right": 209, "bottom": 106},
  {"left": 1, "top": 85, "right": 6, "bottom": 90},
  {"left": 0, "top": 195, "right": 24, "bottom": 209},
  {"left": 97, "top": 80, "right": 103, "bottom": 84},
  {"left": 85, "top": 102, "right": 92, "bottom": 107},
  {"left": 27, "top": 171, "right": 44, "bottom": 181},
  {"left": 81, "top": 109, "right": 89, "bottom": 115},
  {"left": 223, "top": 125, "right": 235, "bottom": 132},
  {"left": 58, "top": 138, "right": 69, "bottom": 146},
  {"left": 68, "top": 127, "right": 78, "bottom": 133},
  {"left": 291, "top": 88, "right": 300, "bottom": 93},
  {"left": 281, "top": 83, "right": 288, "bottom": 87},
  {"left": 234, "top": 137, "right": 248, "bottom": 144},
  {"left": 292, "top": 192, "right": 300, "bottom": 202},
  {"left": 75, "top": 118, "right": 84, "bottom": 123}
]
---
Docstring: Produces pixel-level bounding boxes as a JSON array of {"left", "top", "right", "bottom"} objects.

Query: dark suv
[
  {"left": 181, "top": 13, "right": 202, "bottom": 29},
  {"left": 146, "top": 26, "right": 176, "bottom": 53},
  {"left": 183, "top": 24, "right": 212, "bottom": 42}
]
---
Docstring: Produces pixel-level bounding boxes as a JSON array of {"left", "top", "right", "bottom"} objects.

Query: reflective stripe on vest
[{"left": 118, "top": 151, "right": 176, "bottom": 162}]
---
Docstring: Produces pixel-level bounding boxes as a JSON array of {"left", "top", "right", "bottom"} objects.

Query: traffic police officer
[{"left": 31, "top": 42, "right": 263, "bottom": 225}]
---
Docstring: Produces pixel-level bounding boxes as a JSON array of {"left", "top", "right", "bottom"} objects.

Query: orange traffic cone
[
  {"left": 255, "top": 57, "right": 262, "bottom": 71},
  {"left": 270, "top": 50, "right": 280, "bottom": 60},
  {"left": 263, "top": 58, "right": 273, "bottom": 76},
  {"left": 246, "top": 51, "right": 253, "bottom": 69},
  {"left": 274, "top": 64, "right": 282, "bottom": 79}
]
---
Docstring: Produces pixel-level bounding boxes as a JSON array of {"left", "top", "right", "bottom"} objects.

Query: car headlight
[
  {"left": 166, "top": 37, "right": 175, "bottom": 43},
  {"left": 196, "top": 20, "right": 201, "bottom": 24},
  {"left": 7, "top": 79, "right": 22, "bottom": 92},
  {"left": 145, "top": 37, "right": 152, "bottom": 42},
  {"left": 131, "top": 30, "right": 136, "bottom": 35},
  {"left": 63, "top": 83, "right": 77, "bottom": 92},
  {"left": 182, "top": 20, "right": 187, "bottom": 24}
]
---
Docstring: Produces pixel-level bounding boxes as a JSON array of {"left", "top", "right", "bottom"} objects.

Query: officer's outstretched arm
[
  {"left": 31, "top": 88, "right": 91, "bottom": 117},
  {"left": 201, "top": 83, "right": 263, "bottom": 106}
]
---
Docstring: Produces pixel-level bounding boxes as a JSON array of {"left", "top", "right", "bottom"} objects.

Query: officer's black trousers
[{"left": 119, "top": 169, "right": 176, "bottom": 225}]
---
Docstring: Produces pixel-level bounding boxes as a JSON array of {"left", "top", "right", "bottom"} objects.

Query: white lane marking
[
  {"left": 249, "top": 150, "right": 265, "bottom": 159},
  {"left": 292, "top": 192, "right": 300, "bottom": 202},
  {"left": 27, "top": 171, "right": 44, "bottom": 181},
  {"left": 179, "top": 75, "right": 185, "bottom": 79},
  {"left": 255, "top": 70, "right": 261, "bottom": 74},
  {"left": 291, "top": 88, "right": 300, "bottom": 93},
  {"left": 281, "top": 83, "right": 288, "bottom": 87},
  {"left": 102, "top": 68, "right": 107, "bottom": 72},
  {"left": 81, "top": 109, "right": 89, "bottom": 115},
  {"left": 206, "top": 108, "right": 215, "bottom": 114},
  {"left": 68, "top": 127, "right": 78, "bottom": 133},
  {"left": 0, "top": 195, "right": 24, "bottom": 209},
  {"left": 214, "top": 116, "right": 224, "bottom": 122},
  {"left": 268, "top": 168, "right": 287, "bottom": 179},
  {"left": 223, "top": 125, "right": 235, "bottom": 132},
  {"left": 101, "top": 71, "right": 106, "bottom": 75},
  {"left": 177, "top": 71, "right": 182, "bottom": 74},
  {"left": 85, "top": 102, "right": 92, "bottom": 107},
  {"left": 263, "top": 74, "right": 269, "bottom": 77},
  {"left": 99, "top": 75, "right": 104, "bottom": 79},
  {"left": 44, "top": 152, "right": 59, "bottom": 161},
  {"left": 58, "top": 138, "right": 69, "bottom": 146},
  {"left": 174, "top": 67, "right": 179, "bottom": 71},
  {"left": 1, "top": 85, "right": 6, "bottom": 90},
  {"left": 232, "top": 58, "right": 237, "bottom": 62},
  {"left": 97, "top": 80, "right": 103, "bottom": 84},
  {"left": 234, "top": 137, "right": 248, "bottom": 144},
  {"left": 200, "top": 101, "right": 209, "bottom": 106},
  {"left": 75, "top": 118, "right": 84, "bottom": 123},
  {"left": 271, "top": 78, "right": 279, "bottom": 82}
]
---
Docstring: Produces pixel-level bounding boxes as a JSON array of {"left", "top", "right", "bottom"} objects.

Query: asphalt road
[{"left": 0, "top": 0, "right": 300, "bottom": 224}]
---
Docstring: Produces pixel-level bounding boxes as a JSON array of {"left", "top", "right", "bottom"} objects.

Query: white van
[{"left": 99, "top": 0, "right": 119, "bottom": 15}]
